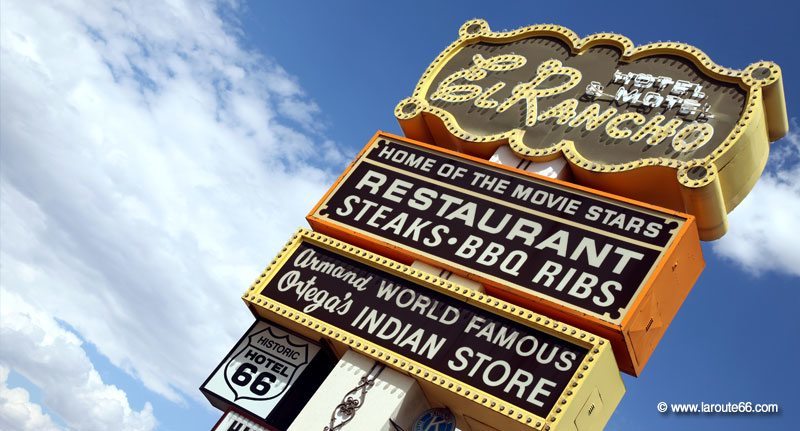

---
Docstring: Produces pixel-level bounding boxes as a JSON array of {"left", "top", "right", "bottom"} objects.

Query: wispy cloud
[
  {"left": 711, "top": 121, "right": 800, "bottom": 277},
  {"left": 0, "top": 0, "right": 343, "bottom": 423}
]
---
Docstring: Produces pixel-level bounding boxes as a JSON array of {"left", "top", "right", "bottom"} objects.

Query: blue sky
[{"left": 0, "top": 1, "right": 797, "bottom": 430}]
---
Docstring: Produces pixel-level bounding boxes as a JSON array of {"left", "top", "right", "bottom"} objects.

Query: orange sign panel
[{"left": 308, "top": 132, "right": 704, "bottom": 375}]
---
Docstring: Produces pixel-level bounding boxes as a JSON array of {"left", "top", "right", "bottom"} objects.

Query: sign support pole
[{"left": 489, "top": 145, "right": 571, "bottom": 180}]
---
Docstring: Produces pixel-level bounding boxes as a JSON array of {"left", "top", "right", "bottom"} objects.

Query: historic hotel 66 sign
[
  {"left": 201, "top": 320, "right": 322, "bottom": 424},
  {"left": 395, "top": 19, "right": 788, "bottom": 240}
]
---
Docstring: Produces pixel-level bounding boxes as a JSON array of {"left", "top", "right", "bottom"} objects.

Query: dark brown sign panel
[
  {"left": 264, "top": 241, "right": 586, "bottom": 418},
  {"left": 243, "top": 230, "right": 625, "bottom": 430},
  {"left": 313, "top": 137, "right": 680, "bottom": 323},
  {"left": 308, "top": 133, "right": 704, "bottom": 375}
]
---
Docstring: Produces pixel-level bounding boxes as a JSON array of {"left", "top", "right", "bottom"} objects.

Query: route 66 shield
[
  {"left": 224, "top": 324, "right": 311, "bottom": 401},
  {"left": 201, "top": 321, "right": 321, "bottom": 419}
]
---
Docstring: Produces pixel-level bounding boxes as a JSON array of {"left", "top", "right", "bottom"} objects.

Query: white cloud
[
  {"left": 0, "top": 290, "right": 156, "bottom": 431},
  {"left": 0, "top": 366, "right": 61, "bottom": 431},
  {"left": 1, "top": 0, "right": 342, "bottom": 415},
  {"left": 712, "top": 124, "right": 800, "bottom": 277}
]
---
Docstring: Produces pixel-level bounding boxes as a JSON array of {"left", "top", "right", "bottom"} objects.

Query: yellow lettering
[
  {"left": 672, "top": 123, "right": 714, "bottom": 152},
  {"left": 538, "top": 99, "right": 579, "bottom": 124},
  {"left": 474, "top": 82, "right": 506, "bottom": 109},
  {"left": 605, "top": 112, "right": 646, "bottom": 139},
  {"left": 631, "top": 115, "right": 683, "bottom": 145},
  {"left": 431, "top": 69, "right": 484, "bottom": 103},
  {"left": 568, "top": 103, "right": 617, "bottom": 131},
  {"left": 496, "top": 60, "right": 582, "bottom": 127},
  {"left": 431, "top": 53, "right": 526, "bottom": 103}
]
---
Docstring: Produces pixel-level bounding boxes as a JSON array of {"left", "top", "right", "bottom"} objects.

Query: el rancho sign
[{"left": 395, "top": 19, "right": 788, "bottom": 240}]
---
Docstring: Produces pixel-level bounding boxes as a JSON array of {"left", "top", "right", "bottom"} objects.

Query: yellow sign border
[
  {"left": 394, "top": 19, "right": 788, "bottom": 240},
  {"left": 243, "top": 229, "right": 624, "bottom": 431}
]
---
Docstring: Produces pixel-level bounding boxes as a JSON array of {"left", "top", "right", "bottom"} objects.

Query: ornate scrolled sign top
[{"left": 395, "top": 19, "right": 788, "bottom": 240}]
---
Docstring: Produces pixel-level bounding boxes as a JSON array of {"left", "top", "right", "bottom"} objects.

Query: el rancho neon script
[{"left": 431, "top": 53, "right": 714, "bottom": 152}]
